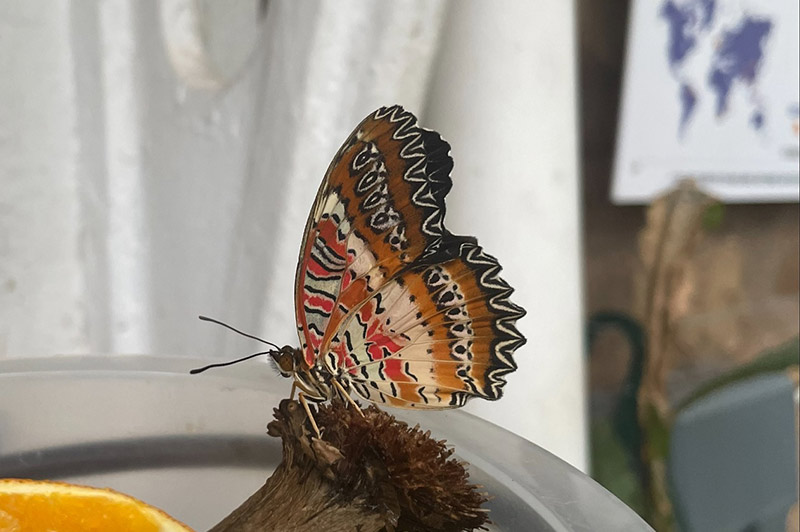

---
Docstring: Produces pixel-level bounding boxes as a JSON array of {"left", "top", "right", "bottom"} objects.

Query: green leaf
[
  {"left": 702, "top": 202, "right": 725, "bottom": 230},
  {"left": 676, "top": 336, "right": 800, "bottom": 412}
]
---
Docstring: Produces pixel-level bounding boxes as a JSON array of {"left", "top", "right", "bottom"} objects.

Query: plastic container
[{"left": 0, "top": 355, "right": 651, "bottom": 531}]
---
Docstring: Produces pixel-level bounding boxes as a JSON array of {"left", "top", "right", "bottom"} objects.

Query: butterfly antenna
[
  {"left": 190, "top": 351, "right": 273, "bottom": 375},
  {"left": 198, "top": 315, "right": 281, "bottom": 351},
  {"left": 191, "top": 316, "right": 284, "bottom": 375}
]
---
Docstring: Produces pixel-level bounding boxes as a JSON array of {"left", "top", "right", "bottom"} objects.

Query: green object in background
[
  {"left": 590, "top": 420, "right": 647, "bottom": 517},
  {"left": 701, "top": 202, "right": 725, "bottom": 231},
  {"left": 587, "top": 312, "right": 648, "bottom": 516},
  {"left": 676, "top": 336, "right": 800, "bottom": 412}
]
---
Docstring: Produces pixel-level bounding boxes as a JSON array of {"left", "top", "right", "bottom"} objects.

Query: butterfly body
[
  {"left": 287, "top": 105, "right": 526, "bottom": 410},
  {"left": 268, "top": 345, "right": 331, "bottom": 401}
]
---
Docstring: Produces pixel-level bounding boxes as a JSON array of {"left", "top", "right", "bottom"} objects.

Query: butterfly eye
[{"left": 270, "top": 350, "right": 295, "bottom": 376}]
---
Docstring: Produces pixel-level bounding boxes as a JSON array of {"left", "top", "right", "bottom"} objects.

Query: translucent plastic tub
[{"left": 0, "top": 355, "right": 651, "bottom": 531}]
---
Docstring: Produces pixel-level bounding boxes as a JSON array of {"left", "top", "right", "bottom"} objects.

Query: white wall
[
  {"left": 0, "top": 0, "right": 585, "bottom": 470},
  {"left": 0, "top": 2, "right": 87, "bottom": 356},
  {"left": 0, "top": 0, "right": 447, "bottom": 356}
]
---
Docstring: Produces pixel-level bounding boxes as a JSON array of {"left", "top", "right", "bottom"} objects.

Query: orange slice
[{"left": 0, "top": 478, "right": 193, "bottom": 531}]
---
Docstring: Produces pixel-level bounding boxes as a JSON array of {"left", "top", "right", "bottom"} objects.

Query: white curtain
[{"left": 0, "top": 0, "right": 585, "bottom": 470}]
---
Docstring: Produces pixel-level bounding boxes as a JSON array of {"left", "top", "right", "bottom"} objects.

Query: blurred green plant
[
  {"left": 590, "top": 419, "right": 646, "bottom": 516},
  {"left": 701, "top": 202, "right": 725, "bottom": 231},
  {"left": 587, "top": 312, "right": 649, "bottom": 518},
  {"left": 676, "top": 337, "right": 799, "bottom": 412}
]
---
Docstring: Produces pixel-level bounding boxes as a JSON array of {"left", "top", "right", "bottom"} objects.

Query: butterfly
[{"left": 195, "top": 106, "right": 526, "bottom": 424}]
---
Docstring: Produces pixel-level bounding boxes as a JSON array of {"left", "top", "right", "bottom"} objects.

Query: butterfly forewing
[
  {"left": 294, "top": 105, "right": 526, "bottom": 408},
  {"left": 295, "top": 106, "right": 453, "bottom": 367}
]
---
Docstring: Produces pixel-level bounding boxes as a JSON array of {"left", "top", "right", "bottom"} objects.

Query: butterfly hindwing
[
  {"left": 331, "top": 239, "right": 526, "bottom": 408},
  {"left": 295, "top": 106, "right": 454, "bottom": 367}
]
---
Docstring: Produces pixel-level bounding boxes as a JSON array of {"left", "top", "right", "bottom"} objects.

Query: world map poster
[{"left": 612, "top": 0, "right": 799, "bottom": 203}]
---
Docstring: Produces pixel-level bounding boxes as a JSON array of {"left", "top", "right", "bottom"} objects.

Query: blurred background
[{"left": 0, "top": 1, "right": 797, "bottom": 530}]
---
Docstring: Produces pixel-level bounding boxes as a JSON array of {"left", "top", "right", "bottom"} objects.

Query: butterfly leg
[
  {"left": 332, "top": 378, "right": 365, "bottom": 418},
  {"left": 298, "top": 391, "right": 322, "bottom": 438}
]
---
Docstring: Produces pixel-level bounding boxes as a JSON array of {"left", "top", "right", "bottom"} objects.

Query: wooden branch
[
  {"left": 634, "top": 179, "right": 718, "bottom": 530},
  {"left": 209, "top": 399, "right": 488, "bottom": 532}
]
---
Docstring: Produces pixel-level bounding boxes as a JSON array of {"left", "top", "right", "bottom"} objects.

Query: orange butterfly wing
[
  {"left": 294, "top": 106, "right": 525, "bottom": 407},
  {"left": 333, "top": 240, "right": 526, "bottom": 407},
  {"left": 295, "top": 106, "right": 453, "bottom": 368}
]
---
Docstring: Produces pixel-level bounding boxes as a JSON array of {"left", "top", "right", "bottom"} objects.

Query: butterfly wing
[
  {"left": 331, "top": 239, "right": 526, "bottom": 408},
  {"left": 295, "top": 105, "right": 526, "bottom": 407},
  {"left": 295, "top": 106, "right": 454, "bottom": 368}
]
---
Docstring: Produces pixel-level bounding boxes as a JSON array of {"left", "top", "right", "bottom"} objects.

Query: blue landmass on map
[
  {"left": 698, "top": 0, "right": 715, "bottom": 27},
  {"left": 679, "top": 83, "right": 698, "bottom": 133},
  {"left": 708, "top": 16, "right": 772, "bottom": 117},
  {"left": 661, "top": 0, "right": 716, "bottom": 69},
  {"left": 659, "top": 0, "right": 773, "bottom": 137},
  {"left": 662, "top": 1, "right": 697, "bottom": 68},
  {"left": 750, "top": 110, "right": 764, "bottom": 130},
  {"left": 660, "top": 0, "right": 717, "bottom": 137}
]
